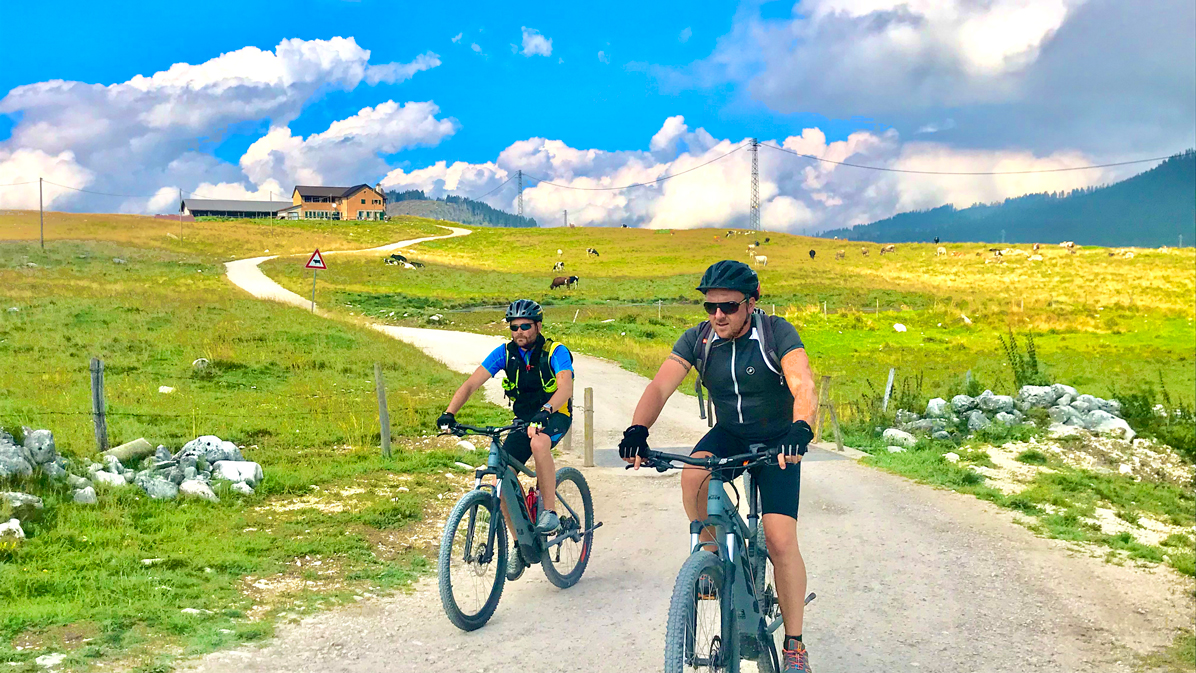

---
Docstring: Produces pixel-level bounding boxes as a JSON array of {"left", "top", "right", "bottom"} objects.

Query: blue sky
[{"left": 1, "top": 0, "right": 1192, "bottom": 231}]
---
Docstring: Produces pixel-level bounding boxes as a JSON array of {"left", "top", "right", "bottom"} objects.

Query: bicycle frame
[
  {"left": 692, "top": 466, "right": 779, "bottom": 671},
  {"left": 468, "top": 430, "right": 591, "bottom": 567}
]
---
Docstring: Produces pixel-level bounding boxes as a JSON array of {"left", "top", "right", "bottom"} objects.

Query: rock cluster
[
  {"left": 886, "top": 383, "right": 1136, "bottom": 444},
  {"left": 84, "top": 434, "right": 263, "bottom": 502}
]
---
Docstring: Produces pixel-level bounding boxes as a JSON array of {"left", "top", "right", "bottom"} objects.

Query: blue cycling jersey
[{"left": 481, "top": 342, "right": 573, "bottom": 377}]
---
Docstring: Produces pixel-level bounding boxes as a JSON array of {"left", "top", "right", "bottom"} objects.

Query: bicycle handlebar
[
  {"left": 629, "top": 446, "right": 783, "bottom": 473},
  {"left": 441, "top": 419, "right": 527, "bottom": 438}
]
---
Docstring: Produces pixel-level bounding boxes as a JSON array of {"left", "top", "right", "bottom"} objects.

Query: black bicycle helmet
[
  {"left": 505, "top": 298, "right": 543, "bottom": 322},
  {"left": 696, "top": 260, "right": 760, "bottom": 298}
]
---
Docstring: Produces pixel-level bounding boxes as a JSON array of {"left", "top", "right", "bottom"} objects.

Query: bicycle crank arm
[
  {"left": 543, "top": 521, "right": 603, "bottom": 548},
  {"left": 765, "top": 593, "right": 816, "bottom": 635}
]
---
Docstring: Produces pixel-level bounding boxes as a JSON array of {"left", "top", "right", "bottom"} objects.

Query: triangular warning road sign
[{"left": 305, "top": 249, "right": 327, "bottom": 270}]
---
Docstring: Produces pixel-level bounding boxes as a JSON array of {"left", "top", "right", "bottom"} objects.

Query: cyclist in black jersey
[{"left": 619, "top": 260, "right": 818, "bottom": 673}]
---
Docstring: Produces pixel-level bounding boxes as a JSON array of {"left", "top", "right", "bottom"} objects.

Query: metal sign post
[{"left": 305, "top": 249, "right": 327, "bottom": 312}]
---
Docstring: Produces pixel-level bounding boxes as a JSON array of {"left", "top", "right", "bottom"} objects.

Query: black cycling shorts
[
  {"left": 503, "top": 412, "right": 572, "bottom": 464},
  {"left": 692, "top": 424, "right": 801, "bottom": 519}
]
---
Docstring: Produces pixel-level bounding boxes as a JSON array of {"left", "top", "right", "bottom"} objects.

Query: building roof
[
  {"left": 293, "top": 184, "right": 379, "bottom": 198},
  {"left": 180, "top": 199, "right": 295, "bottom": 213}
]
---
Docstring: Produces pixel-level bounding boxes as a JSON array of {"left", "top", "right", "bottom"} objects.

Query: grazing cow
[
  {"left": 835, "top": 250, "right": 845, "bottom": 260},
  {"left": 936, "top": 246, "right": 947, "bottom": 256},
  {"left": 1108, "top": 251, "right": 1116, "bottom": 257},
  {"left": 861, "top": 247, "right": 870, "bottom": 256},
  {"left": 1124, "top": 251, "right": 1135, "bottom": 260},
  {"left": 951, "top": 251, "right": 966, "bottom": 257},
  {"left": 1032, "top": 242, "right": 1041, "bottom": 251},
  {"left": 621, "top": 223, "right": 629, "bottom": 228},
  {"left": 586, "top": 247, "right": 600, "bottom": 257},
  {"left": 765, "top": 237, "right": 771, "bottom": 243},
  {"left": 933, "top": 236, "right": 940, "bottom": 244},
  {"left": 747, "top": 243, "right": 757, "bottom": 250},
  {"left": 553, "top": 261, "right": 565, "bottom": 271},
  {"left": 808, "top": 250, "right": 816, "bottom": 260},
  {"left": 753, "top": 255, "right": 769, "bottom": 268},
  {"left": 754, "top": 240, "right": 761, "bottom": 247},
  {"left": 557, "top": 249, "right": 563, "bottom": 256},
  {"left": 880, "top": 244, "right": 896, "bottom": 254},
  {"left": 384, "top": 258, "right": 398, "bottom": 265},
  {"left": 411, "top": 261, "right": 424, "bottom": 268},
  {"left": 550, "top": 276, "right": 570, "bottom": 289},
  {"left": 984, "top": 257, "right": 1004, "bottom": 265},
  {"left": 386, "top": 253, "right": 407, "bottom": 264},
  {"left": 567, "top": 275, "right": 579, "bottom": 288}
]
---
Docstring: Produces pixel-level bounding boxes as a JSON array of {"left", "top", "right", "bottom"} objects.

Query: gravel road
[{"left": 205, "top": 231, "right": 1194, "bottom": 673}]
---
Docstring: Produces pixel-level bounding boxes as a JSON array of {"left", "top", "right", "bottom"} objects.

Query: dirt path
[{"left": 208, "top": 231, "right": 1193, "bottom": 673}]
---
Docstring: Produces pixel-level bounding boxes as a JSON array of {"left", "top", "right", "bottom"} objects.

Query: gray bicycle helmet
[
  {"left": 505, "top": 298, "right": 543, "bottom": 322},
  {"left": 696, "top": 260, "right": 760, "bottom": 298}
]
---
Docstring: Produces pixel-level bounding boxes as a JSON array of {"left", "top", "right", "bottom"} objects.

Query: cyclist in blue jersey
[{"left": 438, "top": 299, "right": 574, "bottom": 579}]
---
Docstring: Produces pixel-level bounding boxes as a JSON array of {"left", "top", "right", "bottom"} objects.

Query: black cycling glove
[
  {"left": 529, "top": 409, "right": 552, "bottom": 430},
  {"left": 618, "top": 424, "right": 650, "bottom": 461},
  {"left": 780, "top": 420, "right": 814, "bottom": 457},
  {"left": 437, "top": 411, "right": 456, "bottom": 431}
]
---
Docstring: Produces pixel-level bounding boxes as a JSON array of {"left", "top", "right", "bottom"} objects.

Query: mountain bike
[
  {"left": 633, "top": 446, "right": 816, "bottom": 673},
  {"left": 437, "top": 420, "right": 601, "bottom": 631}
]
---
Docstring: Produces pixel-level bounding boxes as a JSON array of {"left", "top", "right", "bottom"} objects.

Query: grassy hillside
[
  {"left": 0, "top": 213, "right": 505, "bottom": 670},
  {"left": 262, "top": 225, "right": 1196, "bottom": 407},
  {"left": 825, "top": 150, "right": 1196, "bottom": 247}
]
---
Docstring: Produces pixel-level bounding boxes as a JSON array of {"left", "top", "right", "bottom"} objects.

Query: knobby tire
[{"left": 437, "top": 489, "right": 508, "bottom": 631}]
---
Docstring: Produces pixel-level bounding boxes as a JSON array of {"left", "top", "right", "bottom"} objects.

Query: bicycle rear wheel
[
  {"left": 540, "top": 467, "right": 594, "bottom": 589},
  {"left": 437, "top": 489, "right": 508, "bottom": 631},
  {"left": 664, "top": 550, "right": 737, "bottom": 673}
]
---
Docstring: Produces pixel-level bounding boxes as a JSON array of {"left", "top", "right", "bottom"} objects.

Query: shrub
[
  {"left": 998, "top": 330, "right": 1050, "bottom": 389},
  {"left": 1116, "top": 374, "right": 1196, "bottom": 464},
  {"left": 1016, "top": 449, "right": 1049, "bottom": 465}
]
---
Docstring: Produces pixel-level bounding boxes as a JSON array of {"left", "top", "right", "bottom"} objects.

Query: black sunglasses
[
  {"left": 509, "top": 323, "right": 535, "bottom": 332},
  {"left": 703, "top": 298, "right": 749, "bottom": 315}
]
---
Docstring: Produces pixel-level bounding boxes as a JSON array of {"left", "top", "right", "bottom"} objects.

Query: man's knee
[
  {"left": 762, "top": 514, "right": 799, "bottom": 558},
  {"left": 529, "top": 433, "right": 552, "bottom": 455},
  {"left": 681, "top": 453, "right": 714, "bottom": 493}
]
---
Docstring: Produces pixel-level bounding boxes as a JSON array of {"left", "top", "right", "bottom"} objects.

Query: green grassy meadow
[
  {"left": 2, "top": 212, "right": 1193, "bottom": 669},
  {"left": 0, "top": 215, "right": 504, "bottom": 670}
]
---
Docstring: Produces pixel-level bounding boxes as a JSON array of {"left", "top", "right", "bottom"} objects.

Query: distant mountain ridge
[
  {"left": 385, "top": 190, "right": 537, "bottom": 228},
  {"left": 821, "top": 150, "right": 1195, "bottom": 247}
]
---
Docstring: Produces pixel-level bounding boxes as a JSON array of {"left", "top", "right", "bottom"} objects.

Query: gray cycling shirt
[{"left": 672, "top": 313, "right": 805, "bottom": 441}]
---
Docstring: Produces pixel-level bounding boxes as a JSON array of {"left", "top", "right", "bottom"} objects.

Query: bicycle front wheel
[
  {"left": 437, "top": 489, "right": 508, "bottom": 631},
  {"left": 749, "top": 525, "right": 783, "bottom": 673},
  {"left": 664, "top": 550, "right": 737, "bottom": 673},
  {"left": 540, "top": 466, "right": 594, "bottom": 589}
]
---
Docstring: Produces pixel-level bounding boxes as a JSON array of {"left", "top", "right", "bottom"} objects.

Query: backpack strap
[
  {"left": 752, "top": 309, "right": 784, "bottom": 379},
  {"left": 692, "top": 321, "right": 716, "bottom": 427}
]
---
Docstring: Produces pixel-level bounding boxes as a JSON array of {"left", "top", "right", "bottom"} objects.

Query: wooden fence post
[
  {"left": 812, "top": 375, "right": 829, "bottom": 443},
  {"left": 90, "top": 357, "right": 108, "bottom": 453},
  {"left": 583, "top": 387, "right": 594, "bottom": 468},
  {"left": 827, "top": 399, "right": 845, "bottom": 452},
  {"left": 374, "top": 362, "right": 391, "bottom": 457},
  {"left": 882, "top": 368, "right": 896, "bottom": 412}
]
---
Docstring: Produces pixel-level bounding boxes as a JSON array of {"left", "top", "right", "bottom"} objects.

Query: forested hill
[
  {"left": 384, "top": 190, "right": 537, "bottom": 228},
  {"left": 821, "top": 150, "right": 1195, "bottom": 247}
]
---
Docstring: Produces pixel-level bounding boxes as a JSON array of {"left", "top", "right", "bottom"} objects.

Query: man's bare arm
[
  {"left": 782, "top": 349, "right": 817, "bottom": 425},
  {"left": 546, "top": 370, "right": 573, "bottom": 413},
  {"left": 630, "top": 355, "right": 692, "bottom": 429},
  {"left": 445, "top": 366, "right": 494, "bottom": 415}
]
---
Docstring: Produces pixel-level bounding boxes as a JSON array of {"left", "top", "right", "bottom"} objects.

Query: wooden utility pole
[
  {"left": 374, "top": 363, "right": 391, "bottom": 457},
  {"left": 812, "top": 375, "right": 829, "bottom": 443},
  {"left": 583, "top": 387, "right": 594, "bottom": 467},
  {"left": 882, "top": 368, "right": 896, "bottom": 412},
  {"left": 39, "top": 177, "right": 44, "bottom": 249},
  {"left": 90, "top": 357, "right": 109, "bottom": 452}
]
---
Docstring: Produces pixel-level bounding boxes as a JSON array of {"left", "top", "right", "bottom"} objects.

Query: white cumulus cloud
[
  {"left": 0, "top": 37, "right": 442, "bottom": 212},
  {"left": 520, "top": 27, "right": 553, "bottom": 57},
  {"left": 379, "top": 116, "right": 1112, "bottom": 234}
]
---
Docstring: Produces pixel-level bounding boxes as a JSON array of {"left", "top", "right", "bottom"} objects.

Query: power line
[
  {"left": 524, "top": 143, "right": 748, "bottom": 191},
  {"left": 760, "top": 143, "right": 1173, "bottom": 175},
  {"left": 472, "top": 175, "right": 516, "bottom": 200},
  {"left": 0, "top": 181, "right": 35, "bottom": 188}
]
